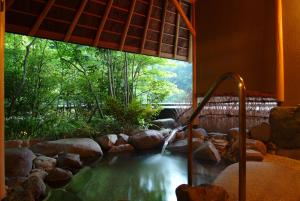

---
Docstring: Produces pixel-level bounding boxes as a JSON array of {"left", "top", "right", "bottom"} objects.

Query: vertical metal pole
[
  {"left": 187, "top": 124, "right": 193, "bottom": 185},
  {"left": 275, "top": 0, "right": 285, "bottom": 102},
  {"left": 0, "top": 0, "right": 5, "bottom": 199},
  {"left": 188, "top": 0, "right": 197, "bottom": 186},
  {"left": 238, "top": 82, "right": 246, "bottom": 201}
]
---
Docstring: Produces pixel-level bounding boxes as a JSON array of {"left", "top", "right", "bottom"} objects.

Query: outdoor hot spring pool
[{"left": 44, "top": 152, "right": 226, "bottom": 201}]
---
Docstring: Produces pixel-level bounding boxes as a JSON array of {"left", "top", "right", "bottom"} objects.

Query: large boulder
[
  {"left": 33, "top": 155, "right": 57, "bottom": 171},
  {"left": 45, "top": 168, "right": 73, "bottom": 188},
  {"left": 128, "top": 130, "right": 164, "bottom": 150},
  {"left": 250, "top": 122, "right": 271, "bottom": 142},
  {"left": 5, "top": 148, "right": 36, "bottom": 177},
  {"left": 270, "top": 106, "right": 300, "bottom": 148},
  {"left": 193, "top": 141, "right": 221, "bottom": 163},
  {"left": 152, "top": 118, "right": 177, "bottom": 129},
  {"left": 167, "top": 138, "right": 204, "bottom": 153},
  {"left": 214, "top": 161, "right": 300, "bottom": 201},
  {"left": 176, "top": 184, "right": 230, "bottom": 201},
  {"left": 96, "top": 134, "right": 118, "bottom": 150},
  {"left": 31, "top": 138, "right": 103, "bottom": 159}
]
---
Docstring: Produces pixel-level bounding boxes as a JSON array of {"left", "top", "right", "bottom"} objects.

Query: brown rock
[
  {"left": 246, "top": 149, "right": 264, "bottom": 161},
  {"left": 246, "top": 139, "right": 267, "bottom": 155},
  {"left": 176, "top": 184, "right": 230, "bottom": 201},
  {"left": 193, "top": 141, "right": 221, "bottom": 163},
  {"left": 186, "top": 128, "right": 208, "bottom": 140},
  {"left": 270, "top": 106, "right": 300, "bottom": 148},
  {"left": 45, "top": 168, "right": 73, "bottom": 188},
  {"left": 128, "top": 130, "right": 164, "bottom": 150},
  {"left": 250, "top": 122, "right": 271, "bottom": 142},
  {"left": 5, "top": 186, "right": 35, "bottom": 201},
  {"left": 57, "top": 152, "right": 82, "bottom": 172},
  {"left": 24, "top": 175, "right": 46, "bottom": 200},
  {"left": 96, "top": 134, "right": 118, "bottom": 150},
  {"left": 167, "top": 138, "right": 204, "bottom": 153},
  {"left": 5, "top": 140, "right": 23, "bottom": 148},
  {"left": 33, "top": 155, "right": 57, "bottom": 171},
  {"left": 175, "top": 131, "right": 186, "bottom": 141},
  {"left": 108, "top": 144, "right": 135, "bottom": 154},
  {"left": 5, "top": 148, "right": 36, "bottom": 177},
  {"left": 29, "top": 169, "right": 48, "bottom": 180},
  {"left": 115, "top": 133, "right": 129, "bottom": 145},
  {"left": 277, "top": 148, "right": 300, "bottom": 160}
]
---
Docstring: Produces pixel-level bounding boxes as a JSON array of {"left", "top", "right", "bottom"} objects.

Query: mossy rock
[{"left": 270, "top": 106, "right": 300, "bottom": 148}]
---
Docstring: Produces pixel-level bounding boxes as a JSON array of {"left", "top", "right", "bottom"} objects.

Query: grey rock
[
  {"left": 152, "top": 118, "right": 177, "bottom": 129},
  {"left": 270, "top": 106, "right": 300, "bottom": 148},
  {"left": 29, "top": 169, "right": 48, "bottom": 180},
  {"left": 159, "top": 128, "right": 172, "bottom": 138},
  {"left": 128, "top": 130, "right": 164, "bottom": 150},
  {"left": 5, "top": 148, "right": 36, "bottom": 177},
  {"left": 193, "top": 141, "right": 221, "bottom": 163},
  {"left": 167, "top": 138, "right": 204, "bottom": 153},
  {"left": 96, "top": 134, "right": 118, "bottom": 150},
  {"left": 33, "top": 155, "right": 56, "bottom": 171},
  {"left": 31, "top": 138, "right": 103, "bottom": 159}
]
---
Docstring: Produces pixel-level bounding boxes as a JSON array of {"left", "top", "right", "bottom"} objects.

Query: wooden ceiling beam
[
  {"left": 64, "top": 0, "right": 88, "bottom": 42},
  {"left": 29, "top": 0, "right": 55, "bottom": 36},
  {"left": 170, "top": 0, "right": 196, "bottom": 37},
  {"left": 173, "top": 0, "right": 181, "bottom": 58},
  {"left": 5, "top": 0, "right": 15, "bottom": 10},
  {"left": 93, "top": 0, "right": 113, "bottom": 47},
  {"left": 140, "top": 0, "right": 153, "bottom": 53},
  {"left": 158, "top": 0, "right": 168, "bottom": 57},
  {"left": 119, "top": 0, "right": 137, "bottom": 51}
]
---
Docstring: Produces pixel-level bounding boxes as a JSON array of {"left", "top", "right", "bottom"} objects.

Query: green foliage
[{"left": 4, "top": 33, "right": 190, "bottom": 140}]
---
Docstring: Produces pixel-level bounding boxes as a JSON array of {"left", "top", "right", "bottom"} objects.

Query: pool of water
[{"left": 44, "top": 152, "right": 226, "bottom": 201}]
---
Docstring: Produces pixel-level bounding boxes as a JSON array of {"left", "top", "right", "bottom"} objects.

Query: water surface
[{"left": 45, "top": 152, "right": 225, "bottom": 201}]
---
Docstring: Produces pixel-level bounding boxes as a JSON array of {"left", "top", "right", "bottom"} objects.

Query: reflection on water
[{"left": 46, "top": 153, "right": 225, "bottom": 201}]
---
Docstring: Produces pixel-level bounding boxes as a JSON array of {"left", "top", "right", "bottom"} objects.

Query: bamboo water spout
[{"left": 186, "top": 72, "right": 246, "bottom": 201}]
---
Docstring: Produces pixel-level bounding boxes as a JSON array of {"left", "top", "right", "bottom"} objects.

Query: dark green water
[{"left": 44, "top": 153, "right": 224, "bottom": 201}]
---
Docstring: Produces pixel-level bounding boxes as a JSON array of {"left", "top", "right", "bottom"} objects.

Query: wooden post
[
  {"left": 191, "top": 1, "right": 197, "bottom": 109},
  {"left": 275, "top": 0, "right": 285, "bottom": 102},
  {"left": 0, "top": 0, "right": 5, "bottom": 199}
]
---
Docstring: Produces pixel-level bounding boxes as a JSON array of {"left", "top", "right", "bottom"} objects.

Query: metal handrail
[{"left": 186, "top": 72, "right": 246, "bottom": 201}]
